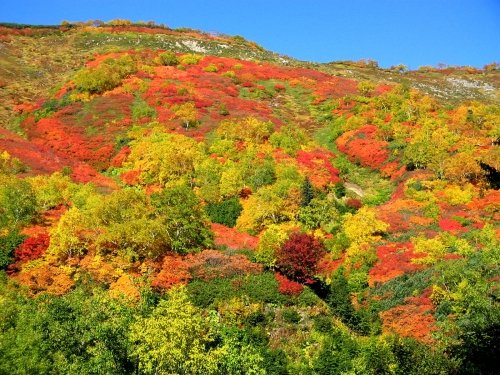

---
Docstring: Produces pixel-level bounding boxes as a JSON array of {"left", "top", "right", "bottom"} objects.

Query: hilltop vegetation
[{"left": 0, "top": 22, "right": 499, "bottom": 374}]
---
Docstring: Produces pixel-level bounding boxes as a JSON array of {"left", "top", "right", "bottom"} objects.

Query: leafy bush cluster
[{"left": 74, "top": 54, "right": 137, "bottom": 94}]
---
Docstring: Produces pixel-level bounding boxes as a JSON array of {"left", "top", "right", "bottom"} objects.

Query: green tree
[
  {"left": 300, "top": 177, "right": 314, "bottom": 207},
  {"left": 0, "top": 230, "right": 25, "bottom": 270},
  {"left": 129, "top": 286, "right": 223, "bottom": 375},
  {"left": 0, "top": 286, "right": 136, "bottom": 375},
  {"left": 0, "top": 174, "right": 38, "bottom": 230},
  {"left": 205, "top": 197, "right": 243, "bottom": 227},
  {"left": 151, "top": 184, "right": 213, "bottom": 254}
]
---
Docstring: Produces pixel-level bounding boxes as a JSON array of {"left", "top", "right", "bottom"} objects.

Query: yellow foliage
[
  {"left": 216, "top": 117, "right": 274, "bottom": 144},
  {"left": 342, "top": 207, "right": 389, "bottom": 246},
  {"left": 217, "top": 297, "right": 261, "bottom": 325},
  {"left": 125, "top": 129, "right": 203, "bottom": 186},
  {"left": 411, "top": 235, "right": 447, "bottom": 265},
  {"left": 179, "top": 53, "right": 202, "bottom": 65},
  {"left": 441, "top": 184, "right": 476, "bottom": 205},
  {"left": 173, "top": 102, "right": 198, "bottom": 129},
  {"left": 256, "top": 223, "right": 296, "bottom": 267},
  {"left": 219, "top": 162, "right": 244, "bottom": 197},
  {"left": 48, "top": 207, "right": 90, "bottom": 258}
]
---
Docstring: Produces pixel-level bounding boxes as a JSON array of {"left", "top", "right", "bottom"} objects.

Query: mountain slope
[{"left": 0, "top": 21, "right": 498, "bottom": 374}]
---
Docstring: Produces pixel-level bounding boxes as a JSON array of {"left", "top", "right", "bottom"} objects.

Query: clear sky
[{"left": 2, "top": 0, "right": 499, "bottom": 68}]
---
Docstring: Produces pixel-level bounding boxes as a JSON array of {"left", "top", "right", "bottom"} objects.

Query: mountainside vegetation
[{"left": 0, "top": 21, "right": 498, "bottom": 374}]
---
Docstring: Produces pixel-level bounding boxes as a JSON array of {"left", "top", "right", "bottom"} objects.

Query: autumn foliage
[
  {"left": 275, "top": 272, "right": 304, "bottom": 295},
  {"left": 276, "top": 232, "right": 326, "bottom": 283},
  {"left": 14, "top": 233, "right": 50, "bottom": 262}
]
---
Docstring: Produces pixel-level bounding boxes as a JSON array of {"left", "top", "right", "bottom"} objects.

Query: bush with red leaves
[
  {"left": 15, "top": 233, "right": 50, "bottom": 262},
  {"left": 275, "top": 272, "right": 303, "bottom": 295},
  {"left": 276, "top": 232, "right": 326, "bottom": 283},
  {"left": 438, "top": 218, "right": 465, "bottom": 232},
  {"left": 346, "top": 198, "right": 362, "bottom": 209}
]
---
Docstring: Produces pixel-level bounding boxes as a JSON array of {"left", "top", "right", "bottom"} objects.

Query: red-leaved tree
[{"left": 276, "top": 232, "right": 326, "bottom": 283}]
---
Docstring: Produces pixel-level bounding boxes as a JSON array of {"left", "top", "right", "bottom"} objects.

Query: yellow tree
[
  {"left": 129, "top": 286, "right": 224, "bottom": 374},
  {"left": 173, "top": 102, "right": 198, "bottom": 129},
  {"left": 125, "top": 129, "right": 203, "bottom": 186}
]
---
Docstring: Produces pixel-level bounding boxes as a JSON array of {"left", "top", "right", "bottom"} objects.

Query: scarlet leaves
[
  {"left": 336, "top": 126, "right": 390, "bottom": 170},
  {"left": 296, "top": 149, "right": 340, "bottom": 188},
  {"left": 276, "top": 232, "right": 326, "bottom": 283},
  {"left": 15, "top": 233, "right": 50, "bottom": 262},
  {"left": 275, "top": 272, "right": 303, "bottom": 296}
]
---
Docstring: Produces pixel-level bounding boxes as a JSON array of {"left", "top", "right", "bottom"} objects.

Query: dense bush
[
  {"left": 0, "top": 175, "right": 38, "bottom": 230},
  {"left": 157, "top": 51, "right": 179, "bottom": 66},
  {"left": 0, "top": 286, "right": 136, "bottom": 374},
  {"left": 187, "top": 272, "right": 289, "bottom": 308},
  {"left": 276, "top": 232, "right": 326, "bottom": 283},
  {"left": 0, "top": 231, "right": 25, "bottom": 269},
  {"left": 74, "top": 54, "right": 137, "bottom": 94},
  {"left": 205, "top": 197, "right": 242, "bottom": 227}
]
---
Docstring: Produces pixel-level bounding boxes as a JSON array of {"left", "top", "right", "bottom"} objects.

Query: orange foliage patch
[
  {"left": 151, "top": 255, "right": 192, "bottom": 290},
  {"left": 467, "top": 190, "right": 500, "bottom": 211},
  {"left": 296, "top": 148, "right": 340, "bottom": 188},
  {"left": 380, "top": 289, "right": 437, "bottom": 344},
  {"left": 336, "top": 126, "right": 390, "bottom": 170},
  {"left": 79, "top": 254, "right": 119, "bottom": 285},
  {"left": 369, "top": 243, "right": 425, "bottom": 286},
  {"left": 109, "top": 274, "right": 141, "bottom": 300},
  {"left": 16, "top": 264, "right": 74, "bottom": 296},
  {"left": 152, "top": 249, "right": 262, "bottom": 291},
  {"left": 316, "top": 254, "right": 344, "bottom": 277},
  {"left": 212, "top": 223, "right": 259, "bottom": 250}
]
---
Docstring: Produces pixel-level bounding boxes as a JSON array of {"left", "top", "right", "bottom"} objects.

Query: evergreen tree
[{"left": 300, "top": 177, "right": 314, "bottom": 207}]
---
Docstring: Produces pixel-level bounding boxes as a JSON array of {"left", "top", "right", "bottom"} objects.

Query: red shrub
[
  {"left": 211, "top": 223, "right": 258, "bottom": 250},
  {"left": 346, "top": 198, "right": 362, "bottom": 209},
  {"left": 15, "top": 234, "right": 50, "bottom": 262},
  {"left": 275, "top": 272, "right": 303, "bottom": 295},
  {"left": 151, "top": 256, "right": 191, "bottom": 290},
  {"left": 276, "top": 232, "right": 326, "bottom": 283},
  {"left": 438, "top": 218, "right": 465, "bottom": 232},
  {"left": 296, "top": 149, "right": 340, "bottom": 188}
]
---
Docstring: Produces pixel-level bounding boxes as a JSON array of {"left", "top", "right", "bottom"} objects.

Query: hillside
[{"left": 0, "top": 22, "right": 499, "bottom": 374}]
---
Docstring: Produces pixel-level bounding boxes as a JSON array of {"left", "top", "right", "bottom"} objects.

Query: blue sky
[{"left": 2, "top": 0, "right": 499, "bottom": 68}]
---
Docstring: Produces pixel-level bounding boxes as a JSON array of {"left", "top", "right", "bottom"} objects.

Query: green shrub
[
  {"left": 245, "top": 311, "right": 267, "bottom": 326},
  {"left": 205, "top": 197, "right": 242, "bottom": 227},
  {"left": 313, "top": 315, "right": 333, "bottom": 333},
  {"left": 179, "top": 54, "right": 202, "bottom": 65},
  {"left": 131, "top": 96, "right": 156, "bottom": 120},
  {"left": 187, "top": 272, "right": 289, "bottom": 308},
  {"left": 297, "top": 286, "right": 322, "bottom": 307},
  {"left": 269, "top": 124, "right": 309, "bottom": 156},
  {"left": 204, "top": 63, "right": 219, "bottom": 72},
  {"left": 0, "top": 230, "right": 25, "bottom": 269},
  {"left": 0, "top": 175, "right": 38, "bottom": 230},
  {"left": 313, "top": 328, "right": 358, "bottom": 375},
  {"left": 281, "top": 308, "right": 301, "bottom": 324},
  {"left": 74, "top": 55, "right": 137, "bottom": 94},
  {"left": 157, "top": 51, "right": 178, "bottom": 66},
  {"left": 248, "top": 160, "right": 276, "bottom": 190}
]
